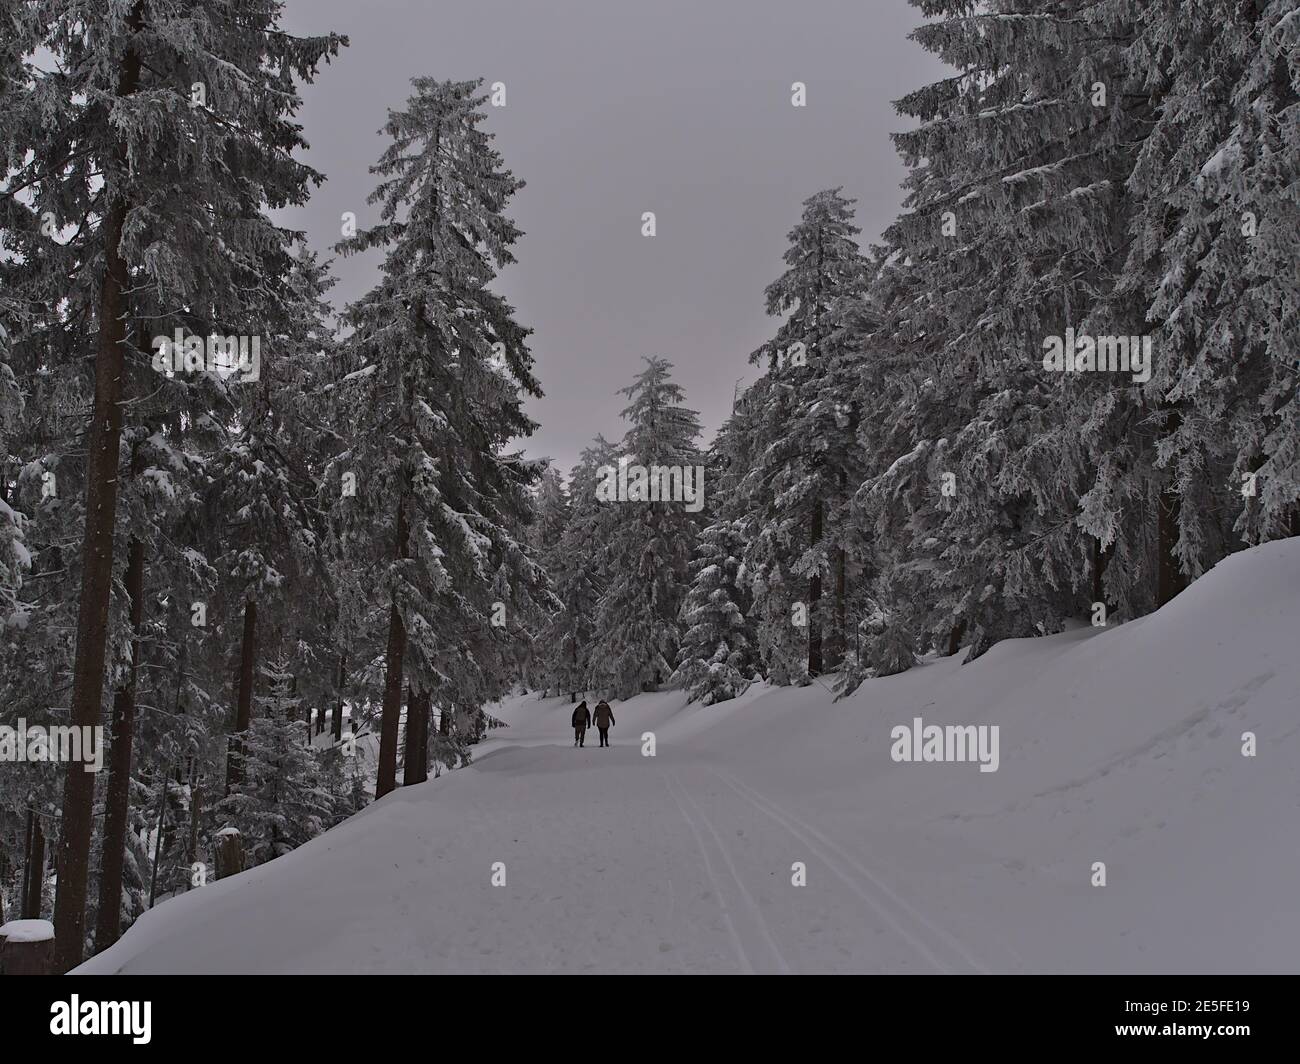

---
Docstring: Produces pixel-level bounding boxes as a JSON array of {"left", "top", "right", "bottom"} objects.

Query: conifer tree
[
  {"left": 741, "top": 189, "right": 870, "bottom": 680},
  {"left": 589, "top": 359, "right": 702, "bottom": 698},
  {"left": 542, "top": 439, "right": 617, "bottom": 699},
  {"left": 216, "top": 659, "right": 339, "bottom": 866},
  {"left": 6, "top": 0, "right": 346, "bottom": 970},
  {"left": 337, "top": 78, "right": 548, "bottom": 798},
  {"left": 674, "top": 518, "right": 759, "bottom": 704}
]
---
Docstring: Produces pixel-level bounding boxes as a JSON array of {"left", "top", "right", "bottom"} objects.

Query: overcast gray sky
[{"left": 281, "top": 0, "right": 946, "bottom": 474}]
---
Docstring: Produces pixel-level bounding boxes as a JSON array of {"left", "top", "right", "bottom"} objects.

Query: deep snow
[{"left": 76, "top": 539, "right": 1300, "bottom": 973}]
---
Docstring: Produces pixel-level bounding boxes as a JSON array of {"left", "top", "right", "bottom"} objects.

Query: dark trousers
[
  {"left": 574, "top": 726, "right": 586, "bottom": 747},
  {"left": 598, "top": 726, "right": 609, "bottom": 747}
]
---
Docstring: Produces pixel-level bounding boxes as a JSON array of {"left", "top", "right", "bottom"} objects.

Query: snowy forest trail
[
  {"left": 75, "top": 540, "right": 1300, "bottom": 975},
  {"left": 73, "top": 713, "right": 994, "bottom": 974}
]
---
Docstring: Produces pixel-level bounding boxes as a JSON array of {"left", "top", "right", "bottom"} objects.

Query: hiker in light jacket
[
  {"left": 571, "top": 701, "right": 591, "bottom": 747},
  {"left": 593, "top": 699, "right": 615, "bottom": 747}
]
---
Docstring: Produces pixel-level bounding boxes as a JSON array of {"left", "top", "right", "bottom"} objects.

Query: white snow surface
[
  {"left": 76, "top": 540, "right": 1300, "bottom": 973},
  {"left": 1, "top": 919, "right": 55, "bottom": 943}
]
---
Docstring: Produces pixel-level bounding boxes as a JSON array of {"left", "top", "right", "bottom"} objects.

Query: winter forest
[{"left": 1, "top": 0, "right": 1298, "bottom": 980}]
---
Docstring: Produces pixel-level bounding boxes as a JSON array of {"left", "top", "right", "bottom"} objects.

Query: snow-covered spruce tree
[
  {"left": 519, "top": 466, "right": 568, "bottom": 691},
  {"left": 536, "top": 441, "right": 614, "bottom": 700},
  {"left": 215, "top": 659, "right": 338, "bottom": 867},
  {"left": 1119, "top": 0, "right": 1300, "bottom": 559},
  {"left": 0, "top": 0, "right": 88, "bottom": 922},
  {"left": 589, "top": 359, "right": 702, "bottom": 699},
  {"left": 673, "top": 517, "right": 759, "bottom": 705},
  {"left": 740, "top": 189, "right": 870, "bottom": 681},
  {"left": 673, "top": 401, "right": 762, "bottom": 704},
  {"left": 854, "top": 0, "right": 1167, "bottom": 669},
  {"left": 5, "top": 0, "right": 344, "bottom": 970},
  {"left": 210, "top": 245, "right": 338, "bottom": 793},
  {"left": 92, "top": 230, "right": 324, "bottom": 946},
  {"left": 336, "top": 78, "right": 549, "bottom": 799}
]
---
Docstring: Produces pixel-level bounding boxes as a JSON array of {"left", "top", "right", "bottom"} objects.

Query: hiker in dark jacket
[
  {"left": 571, "top": 701, "right": 591, "bottom": 747},
  {"left": 593, "top": 700, "right": 615, "bottom": 747}
]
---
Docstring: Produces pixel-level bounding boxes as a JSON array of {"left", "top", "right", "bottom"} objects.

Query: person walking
[
  {"left": 571, "top": 700, "right": 591, "bottom": 747},
  {"left": 593, "top": 699, "right": 615, "bottom": 747}
]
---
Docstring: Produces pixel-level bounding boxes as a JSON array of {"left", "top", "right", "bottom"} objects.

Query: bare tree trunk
[
  {"left": 23, "top": 813, "right": 45, "bottom": 919},
  {"left": 20, "top": 811, "right": 33, "bottom": 919},
  {"left": 1156, "top": 485, "right": 1185, "bottom": 607},
  {"left": 214, "top": 830, "right": 244, "bottom": 880},
  {"left": 332, "top": 653, "right": 346, "bottom": 742},
  {"left": 93, "top": 530, "right": 146, "bottom": 951},
  {"left": 1, "top": 931, "right": 54, "bottom": 975},
  {"left": 147, "top": 770, "right": 168, "bottom": 909},
  {"left": 829, "top": 543, "right": 847, "bottom": 670},
  {"left": 377, "top": 498, "right": 409, "bottom": 799},
  {"left": 1091, "top": 535, "right": 1111, "bottom": 610},
  {"left": 946, "top": 618, "right": 967, "bottom": 658},
  {"left": 807, "top": 499, "right": 824, "bottom": 677},
  {"left": 225, "top": 599, "right": 258, "bottom": 793},
  {"left": 52, "top": 4, "right": 144, "bottom": 974},
  {"left": 1156, "top": 407, "right": 1186, "bottom": 608},
  {"left": 403, "top": 687, "right": 430, "bottom": 786},
  {"left": 185, "top": 772, "right": 203, "bottom": 891}
]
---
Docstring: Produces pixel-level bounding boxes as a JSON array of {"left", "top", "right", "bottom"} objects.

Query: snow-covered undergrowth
[{"left": 76, "top": 540, "right": 1300, "bottom": 973}]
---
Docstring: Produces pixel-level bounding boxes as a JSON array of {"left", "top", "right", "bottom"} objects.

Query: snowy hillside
[{"left": 75, "top": 540, "right": 1300, "bottom": 974}]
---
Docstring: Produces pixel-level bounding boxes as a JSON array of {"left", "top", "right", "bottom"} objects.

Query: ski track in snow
[
  {"left": 664, "top": 769, "right": 792, "bottom": 974},
  {"left": 712, "top": 767, "right": 989, "bottom": 974},
  {"left": 660, "top": 769, "right": 755, "bottom": 973}
]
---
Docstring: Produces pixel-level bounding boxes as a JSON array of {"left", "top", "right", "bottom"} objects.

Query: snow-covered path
[
  {"left": 75, "top": 729, "right": 994, "bottom": 974},
  {"left": 76, "top": 540, "right": 1300, "bottom": 974}
]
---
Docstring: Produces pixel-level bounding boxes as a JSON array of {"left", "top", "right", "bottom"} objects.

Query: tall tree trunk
[
  {"left": 225, "top": 599, "right": 258, "bottom": 792},
  {"left": 403, "top": 686, "right": 430, "bottom": 786},
  {"left": 20, "top": 811, "right": 32, "bottom": 918},
  {"left": 1156, "top": 406, "right": 1186, "bottom": 608},
  {"left": 185, "top": 770, "right": 202, "bottom": 892},
  {"left": 93, "top": 530, "right": 145, "bottom": 951},
  {"left": 1091, "top": 535, "right": 1111, "bottom": 610},
  {"left": 1156, "top": 485, "right": 1185, "bottom": 607},
  {"left": 807, "top": 499, "right": 824, "bottom": 677},
  {"left": 826, "top": 468, "right": 848, "bottom": 671},
  {"left": 829, "top": 543, "right": 847, "bottom": 670},
  {"left": 52, "top": 6, "right": 144, "bottom": 972},
  {"left": 22, "top": 812, "right": 45, "bottom": 920},
  {"left": 332, "top": 652, "right": 346, "bottom": 742},
  {"left": 376, "top": 497, "right": 409, "bottom": 799},
  {"left": 147, "top": 769, "right": 168, "bottom": 909}
]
